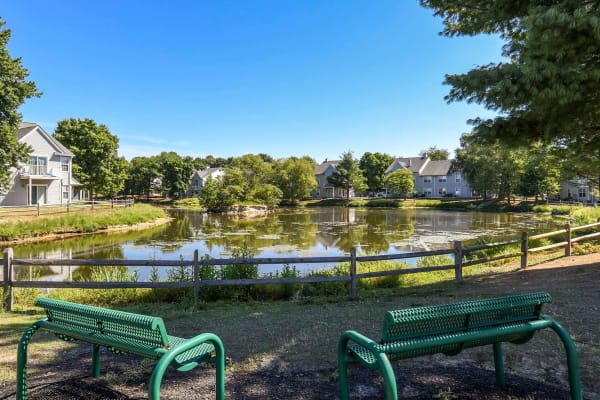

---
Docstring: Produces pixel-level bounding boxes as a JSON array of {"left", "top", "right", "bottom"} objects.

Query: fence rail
[
  {"left": 2, "top": 219, "right": 600, "bottom": 311},
  {"left": 0, "top": 199, "right": 135, "bottom": 218}
]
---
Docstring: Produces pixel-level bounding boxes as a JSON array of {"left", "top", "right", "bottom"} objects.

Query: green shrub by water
[
  {"left": 0, "top": 204, "right": 167, "bottom": 242},
  {"left": 173, "top": 198, "right": 205, "bottom": 210}
]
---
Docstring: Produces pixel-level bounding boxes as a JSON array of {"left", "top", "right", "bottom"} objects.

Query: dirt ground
[{"left": 1, "top": 253, "right": 598, "bottom": 400}]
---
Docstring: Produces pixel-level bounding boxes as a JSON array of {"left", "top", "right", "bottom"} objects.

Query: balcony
[{"left": 19, "top": 165, "right": 60, "bottom": 180}]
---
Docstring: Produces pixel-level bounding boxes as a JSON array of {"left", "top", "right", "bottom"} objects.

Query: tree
[
  {"left": 517, "top": 146, "right": 562, "bottom": 203},
  {"left": 419, "top": 146, "right": 449, "bottom": 161},
  {"left": 359, "top": 152, "right": 393, "bottom": 193},
  {"left": 0, "top": 18, "right": 40, "bottom": 193},
  {"left": 420, "top": 1, "right": 600, "bottom": 154},
  {"left": 455, "top": 134, "right": 525, "bottom": 203},
  {"left": 125, "top": 156, "right": 162, "bottom": 197},
  {"left": 327, "top": 151, "right": 367, "bottom": 199},
  {"left": 157, "top": 151, "right": 193, "bottom": 199},
  {"left": 384, "top": 169, "right": 414, "bottom": 199},
  {"left": 54, "top": 118, "right": 126, "bottom": 199},
  {"left": 275, "top": 156, "right": 318, "bottom": 204}
]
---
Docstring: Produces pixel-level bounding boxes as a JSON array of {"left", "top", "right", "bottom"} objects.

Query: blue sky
[{"left": 3, "top": 1, "right": 503, "bottom": 162}]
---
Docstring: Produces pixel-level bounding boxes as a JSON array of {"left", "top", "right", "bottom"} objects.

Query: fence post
[
  {"left": 453, "top": 241, "right": 463, "bottom": 283},
  {"left": 37, "top": 203, "right": 40, "bottom": 216},
  {"left": 67, "top": 202, "right": 70, "bottom": 213},
  {"left": 520, "top": 231, "right": 528, "bottom": 269},
  {"left": 349, "top": 246, "right": 357, "bottom": 299},
  {"left": 3, "top": 248, "right": 14, "bottom": 312},
  {"left": 193, "top": 250, "right": 200, "bottom": 304},
  {"left": 111, "top": 199, "right": 114, "bottom": 209},
  {"left": 565, "top": 221, "right": 572, "bottom": 257}
]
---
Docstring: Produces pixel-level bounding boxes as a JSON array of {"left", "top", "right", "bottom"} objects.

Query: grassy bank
[
  {"left": 1, "top": 255, "right": 598, "bottom": 398},
  {"left": 0, "top": 203, "right": 167, "bottom": 242}
]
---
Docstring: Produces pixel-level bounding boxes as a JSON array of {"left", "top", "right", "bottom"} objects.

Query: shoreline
[{"left": 0, "top": 217, "right": 173, "bottom": 247}]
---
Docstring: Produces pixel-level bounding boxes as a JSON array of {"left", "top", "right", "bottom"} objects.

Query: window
[
  {"left": 439, "top": 188, "right": 447, "bottom": 195},
  {"left": 61, "top": 158, "right": 69, "bottom": 172},
  {"left": 455, "top": 177, "right": 461, "bottom": 183},
  {"left": 438, "top": 177, "right": 447, "bottom": 183},
  {"left": 423, "top": 177, "right": 432, "bottom": 183},
  {"left": 578, "top": 187, "right": 587, "bottom": 199},
  {"left": 29, "top": 156, "right": 48, "bottom": 175},
  {"left": 63, "top": 191, "right": 69, "bottom": 200}
]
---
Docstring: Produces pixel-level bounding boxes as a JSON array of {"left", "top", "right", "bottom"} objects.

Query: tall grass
[{"left": 0, "top": 204, "right": 166, "bottom": 241}]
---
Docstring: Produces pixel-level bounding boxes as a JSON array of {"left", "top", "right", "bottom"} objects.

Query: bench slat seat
[
  {"left": 17, "top": 298, "right": 225, "bottom": 400},
  {"left": 338, "top": 292, "right": 582, "bottom": 400}
]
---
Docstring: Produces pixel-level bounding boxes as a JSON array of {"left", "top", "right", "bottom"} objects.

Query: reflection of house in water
[
  {"left": 15, "top": 248, "right": 75, "bottom": 282},
  {"left": 315, "top": 232, "right": 341, "bottom": 249}
]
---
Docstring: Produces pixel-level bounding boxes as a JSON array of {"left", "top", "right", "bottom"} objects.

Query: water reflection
[{"left": 12, "top": 207, "right": 559, "bottom": 279}]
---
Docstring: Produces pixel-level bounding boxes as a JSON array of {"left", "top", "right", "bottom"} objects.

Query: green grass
[
  {"left": 2, "top": 260, "right": 598, "bottom": 397},
  {"left": 0, "top": 204, "right": 167, "bottom": 242}
]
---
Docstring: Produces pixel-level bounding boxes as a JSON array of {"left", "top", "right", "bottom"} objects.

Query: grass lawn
[{"left": 1, "top": 254, "right": 599, "bottom": 399}]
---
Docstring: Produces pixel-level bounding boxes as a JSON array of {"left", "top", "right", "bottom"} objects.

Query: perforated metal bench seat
[
  {"left": 338, "top": 292, "right": 582, "bottom": 400},
  {"left": 17, "top": 297, "right": 225, "bottom": 400}
]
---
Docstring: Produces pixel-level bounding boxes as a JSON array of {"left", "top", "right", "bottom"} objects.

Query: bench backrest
[
  {"left": 35, "top": 298, "right": 170, "bottom": 351},
  {"left": 381, "top": 292, "right": 552, "bottom": 343}
]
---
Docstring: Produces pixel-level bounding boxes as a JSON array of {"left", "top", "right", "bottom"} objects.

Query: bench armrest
[
  {"left": 338, "top": 330, "right": 381, "bottom": 355},
  {"left": 167, "top": 333, "right": 225, "bottom": 372}
]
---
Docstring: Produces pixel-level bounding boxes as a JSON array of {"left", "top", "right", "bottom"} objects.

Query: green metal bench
[
  {"left": 17, "top": 297, "right": 225, "bottom": 400},
  {"left": 338, "top": 292, "right": 581, "bottom": 400}
]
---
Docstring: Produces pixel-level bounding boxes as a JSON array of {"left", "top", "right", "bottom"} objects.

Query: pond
[{"left": 12, "top": 207, "right": 560, "bottom": 280}]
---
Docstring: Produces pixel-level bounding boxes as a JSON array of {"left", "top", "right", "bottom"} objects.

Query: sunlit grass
[{"left": 0, "top": 204, "right": 166, "bottom": 241}]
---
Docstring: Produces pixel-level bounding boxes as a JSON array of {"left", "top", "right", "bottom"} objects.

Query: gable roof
[
  {"left": 197, "top": 167, "right": 223, "bottom": 179},
  {"left": 17, "top": 122, "right": 74, "bottom": 157},
  {"left": 315, "top": 160, "right": 339, "bottom": 175},
  {"left": 420, "top": 159, "right": 453, "bottom": 176},
  {"left": 385, "top": 157, "right": 428, "bottom": 174}
]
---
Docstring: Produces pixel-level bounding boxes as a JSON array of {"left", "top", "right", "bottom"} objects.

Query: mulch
[{"left": 2, "top": 358, "right": 571, "bottom": 400}]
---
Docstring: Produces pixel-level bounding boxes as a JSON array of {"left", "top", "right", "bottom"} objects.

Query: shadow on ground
[{"left": 1, "top": 358, "right": 571, "bottom": 400}]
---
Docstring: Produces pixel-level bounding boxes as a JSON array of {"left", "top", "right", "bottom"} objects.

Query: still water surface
[{"left": 13, "top": 207, "right": 559, "bottom": 279}]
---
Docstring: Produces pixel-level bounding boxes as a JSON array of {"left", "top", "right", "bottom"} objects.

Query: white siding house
[
  {"left": 385, "top": 156, "right": 473, "bottom": 198},
  {"left": 312, "top": 160, "right": 354, "bottom": 198},
  {"left": 186, "top": 168, "right": 225, "bottom": 197},
  {"left": 0, "top": 122, "right": 82, "bottom": 206}
]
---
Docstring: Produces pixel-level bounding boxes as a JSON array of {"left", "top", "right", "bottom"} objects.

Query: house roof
[
  {"left": 420, "top": 159, "right": 453, "bottom": 176},
  {"left": 17, "top": 122, "right": 75, "bottom": 157},
  {"left": 315, "top": 160, "right": 339, "bottom": 175},
  {"left": 198, "top": 167, "right": 223, "bottom": 179},
  {"left": 385, "top": 157, "right": 428, "bottom": 174}
]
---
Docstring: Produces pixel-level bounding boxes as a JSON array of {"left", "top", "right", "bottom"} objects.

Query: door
[{"left": 31, "top": 186, "right": 47, "bottom": 205}]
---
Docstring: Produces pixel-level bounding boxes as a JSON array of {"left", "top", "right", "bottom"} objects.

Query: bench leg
[
  {"left": 493, "top": 342, "right": 505, "bottom": 388},
  {"left": 377, "top": 354, "right": 398, "bottom": 400},
  {"left": 16, "top": 323, "right": 41, "bottom": 400},
  {"left": 337, "top": 353, "right": 350, "bottom": 400},
  {"left": 545, "top": 317, "right": 582, "bottom": 400},
  {"left": 92, "top": 344, "right": 100, "bottom": 377}
]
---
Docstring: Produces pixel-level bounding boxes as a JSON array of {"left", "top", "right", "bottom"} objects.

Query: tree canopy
[
  {"left": 359, "top": 152, "right": 393, "bottom": 192},
  {"left": 384, "top": 169, "right": 414, "bottom": 199},
  {"left": 419, "top": 146, "right": 449, "bottom": 161},
  {"left": 420, "top": 1, "right": 600, "bottom": 153},
  {"left": 275, "top": 156, "right": 318, "bottom": 204},
  {"left": 54, "top": 118, "right": 127, "bottom": 199},
  {"left": 0, "top": 18, "right": 40, "bottom": 193},
  {"left": 327, "top": 151, "right": 366, "bottom": 199}
]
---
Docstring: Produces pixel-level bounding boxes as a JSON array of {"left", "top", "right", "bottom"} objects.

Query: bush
[
  {"left": 173, "top": 198, "right": 204, "bottom": 210},
  {"left": 532, "top": 205, "right": 551, "bottom": 213}
]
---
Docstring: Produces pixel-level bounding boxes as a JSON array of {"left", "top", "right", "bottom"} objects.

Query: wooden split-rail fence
[{"left": 2, "top": 219, "right": 600, "bottom": 311}]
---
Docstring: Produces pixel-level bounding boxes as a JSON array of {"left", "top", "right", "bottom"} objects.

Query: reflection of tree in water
[
  {"left": 173, "top": 210, "right": 320, "bottom": 254},
  {"left": 314, "top": 208, "right": 416, "bottom": 254}
]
